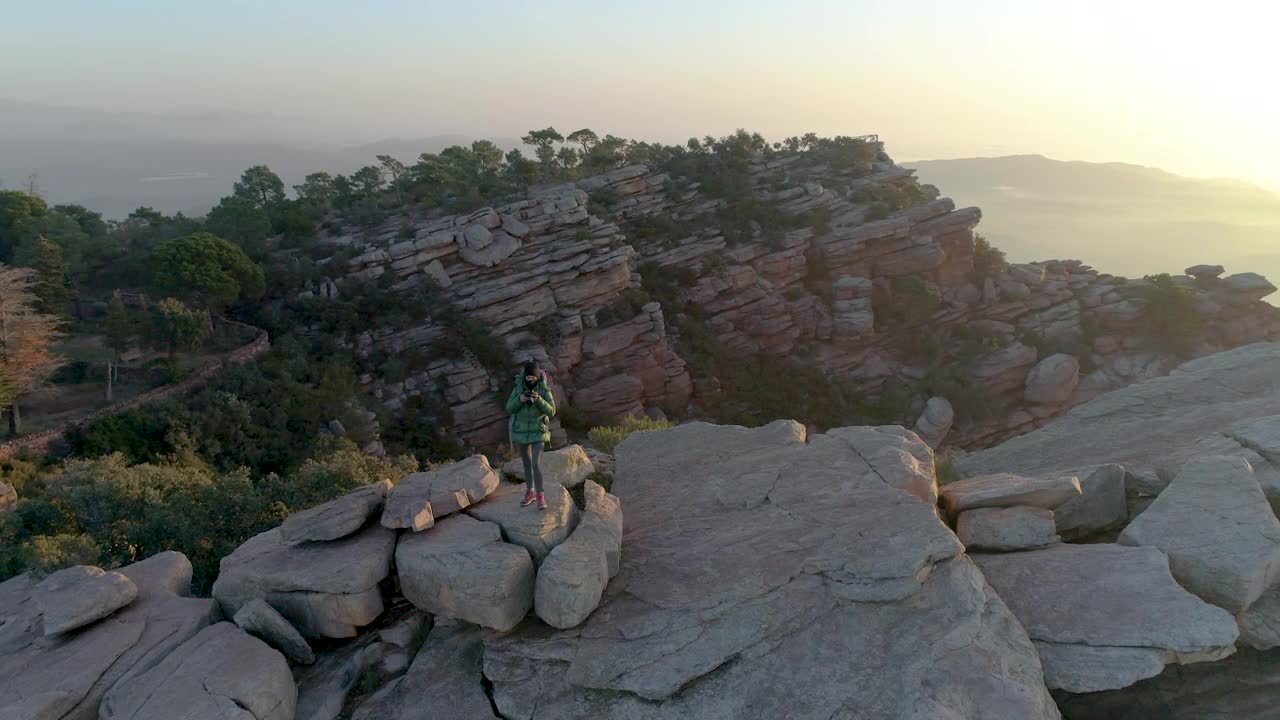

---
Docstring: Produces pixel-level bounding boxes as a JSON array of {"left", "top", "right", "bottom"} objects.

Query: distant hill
[
  {"left": 0, "top": 100, "right": 517, "bottom": 219},
  {"left": 906, "top": 155, "right": 1280, "bottom": 303}
]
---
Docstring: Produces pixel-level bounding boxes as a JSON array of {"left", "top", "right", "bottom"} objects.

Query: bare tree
[{"left": 0, "top": 264, "right": 64, "bottom": 435}]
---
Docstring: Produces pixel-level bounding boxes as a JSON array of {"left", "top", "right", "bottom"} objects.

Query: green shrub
[
  {"left": 935, "top": 450, "right": 961, "bottom": 485},
  {"left": 596, "top": 288, "right": 653, "bottom": 326},
  {"left": 971, "top": 235, "right": 1007, "bottom": 280},
  {"left": 588, "top": 416, "right": 673, "bottom": 454},
  {"left": 1134, "top": 274, "right": 1203, "bottom": 358}
]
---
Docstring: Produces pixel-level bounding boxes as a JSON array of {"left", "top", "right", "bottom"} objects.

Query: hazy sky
[{"left": 4, "top": 0, "right": 1278, "bottom": 190}]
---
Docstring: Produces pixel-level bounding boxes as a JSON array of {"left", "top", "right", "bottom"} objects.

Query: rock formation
[{"left": 294, "top": 139, "right": 1279, "bottom": 452}]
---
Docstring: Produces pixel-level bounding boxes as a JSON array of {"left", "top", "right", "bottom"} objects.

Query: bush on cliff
[
  {"left": 0, "top": 436, "right": 416, "bottom": 592},
  {"left": 1134, "top": 273, "right": 1203, "bottom": 358},
  {"left": 588, "top": 416, "right": 673, "bottom": 454}
]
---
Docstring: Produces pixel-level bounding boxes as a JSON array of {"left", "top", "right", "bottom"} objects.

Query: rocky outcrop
[
  {"left": 395, "top": 513, "right": 534, "bottom": 632},
  {"left": 281, "top": 480, "right": 391, "bottom": 543},
  {"left": 956, "top": 343, "right": 1280, "bottom": 482},
  {"left": 534, "top": 479, "right": 623, "bottom": 628},
  {"left": 973, "top": 544, "right": 1238, "bottom": 693},
  {"left": 1118, "top": 455, "right": 1280, "bottom": 614},
  {"left": 502, "top": 443, "right": 594, "bottom": 487},
  {"left": 1051, "top": 463, "right": 1128, "bottom": 540},
  {"left": 34, "top": 565, "right": 138, "bottom": 636},
  {"left": 100, "top": 621, "right": 295, "bottom": 720},
  {"left": 483, "top": 420, "right": 1061, "bottom": 719},
  {"left": 381, "top": 455, "right": 499, "bottom": 531},
  {"left": 234, "top": 598, "right": 316, "bottom": 665},
  {"left": 212, "top": 523, "right": 396, "bottom": 638},
  {"left": 464, "top": 482, "right": 580, "bottom": 565},
  {"left": 912, "top": 396, "right": 954, "bottom": 448},
  {"left": 0, "top": 551, "right": 219, "bottom": 720},
  {"left": 297, "top": 139, "right": 1279, "bottom": 453}
]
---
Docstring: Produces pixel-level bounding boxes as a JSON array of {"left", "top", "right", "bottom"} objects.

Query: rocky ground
[
  {"left": 7, "top": 341, "right": 1280, "bottom": 718},
  {"left": 294, "top": 143, "right": 1280, "bottom": 453}
]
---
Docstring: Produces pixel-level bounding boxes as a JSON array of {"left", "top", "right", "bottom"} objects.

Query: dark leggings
[{"left": 518, "top": 442, "right": 544, "bottom": 494}]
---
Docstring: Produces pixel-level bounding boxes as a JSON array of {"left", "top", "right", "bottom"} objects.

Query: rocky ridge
[
  {"left": 296, "top": 140, "right": 1280, "bottom": 451},
  {"left": 6, "top": 343, "right": 1280, "bottom": 718}
]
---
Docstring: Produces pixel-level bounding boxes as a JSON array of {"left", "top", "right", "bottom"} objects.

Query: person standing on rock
[{"left": 506, "top": 360, "right": 557, "bottom": 510}]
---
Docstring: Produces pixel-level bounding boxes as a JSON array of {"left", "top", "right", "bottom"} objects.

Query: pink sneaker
[
  {"left": 521, "top": 490, "right": 536, "bottom": 507},
  {"left": 537, "top": 492, "right": 548, "bottom": 510}
]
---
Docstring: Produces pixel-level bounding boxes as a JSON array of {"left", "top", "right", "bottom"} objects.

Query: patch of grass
[
  {"left": 935, "top": 450, "right": 961, "bottom": 485},
  {"left": 588, "top": 416, "right": 672, "bottom": 454}
]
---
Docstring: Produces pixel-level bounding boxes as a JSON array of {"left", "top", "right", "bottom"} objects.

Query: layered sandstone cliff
[{"left": 296, "top": 140, "right": 1280, "bottom": 449}]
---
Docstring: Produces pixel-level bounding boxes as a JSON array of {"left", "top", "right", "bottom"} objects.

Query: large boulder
[
  {"left": 0, "top": 551, "right": 220, "bottom": 720},
  {"left": 350, "top": 622, "right": 496, "bottom": 720},
  {"left": 940, "top": 472, "right": 1081, "bottom": 518},
  {"left": 281, "top": 480, "right": 391, "bottom": 543},
  {"left": 1051, "top": 464, "right": 1128, "bottom": 539},
  {"left": 956, "top": 343, "right": 1280, "bottom": 480},
  {"left": 395, "top": 514, "right": 534, "bottom": 632},
  {"left": 534, "top": 480, "right": 623, "bottom": 629},
  {"left": 1229, "top": 414, "right": 1280, "bottom": 464},
  {"left": 1222, "top": 272, "right": 1277, "bottom": 302},
  {"left": 1025, "top": 353, "right": 1081, "bottom": 405},
  {"left": 972, "top": 543, "right": 1238, "bottom": 693},
  {"left": 1119, "top": 455, "right": 1280, "bottom": 614},
  {"left": 382, "top": 455, "right": 499, "bottom": 532},
  {"left": 464, "top": 482, "right": 580, "bottom": 565},
  {"left": 35, "top": 565, "right": 138, "bottom": 636},
  {"left": 100, "top": 621, "right": 296, "bottom": 720},
  {"left": 212, "top": 523, "right": 396, "bottom": 638},
  {"left": 956, "top": 506, "right": 1057, "bottom": 551},
  {"left": 484, "top": 421, "right": 1061, "bottom": 719},
  {"left": 234, "top": 598, "right": 315, "bottom": 665},
  {"left": 912, "top": 396, "right": 955, "bottom": 449},
  {"left": 502, "top": 444, "right": 595, "bottom": 488},
  {"left": 1238, "top": 584, "right": 1280, "bottom": 650}
]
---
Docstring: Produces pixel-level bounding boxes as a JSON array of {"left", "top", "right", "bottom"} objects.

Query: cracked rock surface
[
  {"left": 973, "top": 543, "right": 1238, "bottom": 692},
  {"left": 482, "top": 420, "right": 1060, "bottom": 719},
  {"left": 101, "top": 621, "right": 295, "bottom": 720}
]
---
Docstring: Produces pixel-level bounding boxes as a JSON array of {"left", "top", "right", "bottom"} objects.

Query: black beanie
[{"left": 522, "top": 360, "right": 541, "bottom": 380}]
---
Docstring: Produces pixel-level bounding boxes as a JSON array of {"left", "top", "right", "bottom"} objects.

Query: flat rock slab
[
  {"left": 1052, "top": 464, "right": 1128, "bottom": 540},
  {"left": 281, "top": 479, "right": 391, "bottom": 543},
  {"left": 350, "top": 622, "right": 496, "bottom": 720},
  {"left": 1119, "top": 455, "right": 1280, "bottom": 613},
  {"left": 957, "top": 343, "right": 1280, "bottom": 480},
  {"left": 1229, "top": 415, "right": 1280, "bottom": 464},
  {"left": 1056, "top": 647, "right": 1280, "bottom": 720},
  {"left": 503, "top": 444, "right": 595, "bottom": 488},
  {"left": 957, "top": 506, "right": 1057, "bottom": 551},
  {"left": 535, "top": 480, "right": 623, "bottom": 629},
  {"left": 212, "top": 523, "right": 396, "bottom": 638},
  {"left": 823, "top": 425, "right": 939, "bottom": 504},
  {"left": 234, "top": 598, "right": 315, "bottom": 665},
  {"left": 484, "top": 420, "right": 1061, "bottom": 719},
  {"left": 396, "top": 513, "right": 534, "bottom": 632},
  {"left": 382, "top": 455, "right": 499, "bottom": 531},
  {"left": 35, "top": 565, "right": 138, "bottom": 636},
  {"left": 973, "top": 543, "right": 1238, "bottom": 692},
  {"left": 465, "top": 482, "right": 580, "bottom": 565},
  {"left": 940, "top": 472, "right": 1081, "bottom": 517},
  {"left": 0, "top": 551, "right": 220, "bottom": 720},
  {"left": 101, "top": 621, "right": 296, "bottom": 720}
]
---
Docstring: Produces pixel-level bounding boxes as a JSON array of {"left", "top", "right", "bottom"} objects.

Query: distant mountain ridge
[
  {"left": 906, "top": 155, "right": 1280, "bottom": 305},
  {"left": 0, "top": 100, "right": 516, "bottom": 219}
]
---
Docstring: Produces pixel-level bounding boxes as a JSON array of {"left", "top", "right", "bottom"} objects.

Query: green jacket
[{"left": 505, "top": 376, "right": 556, "bottom": 446}]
